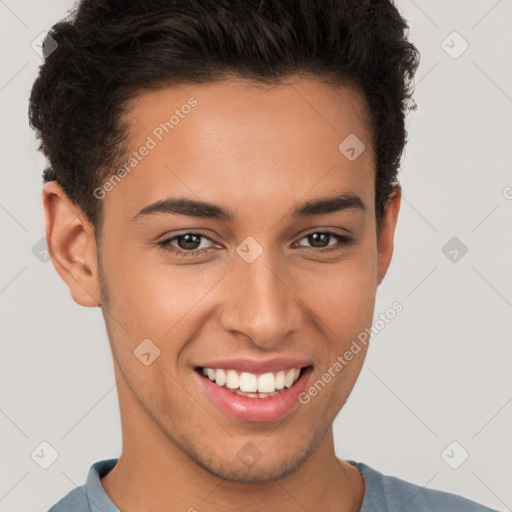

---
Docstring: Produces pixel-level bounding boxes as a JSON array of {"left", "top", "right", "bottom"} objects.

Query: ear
[
  {"left": 42, "top": 181, "right": 101, "bottom": 307},
  {"left": 376, "top": 185, "right": 401, "bottom": 286}
]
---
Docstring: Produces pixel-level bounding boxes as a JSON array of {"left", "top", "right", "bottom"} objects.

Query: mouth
[{"left": 194, "top": 364, "right": 314, "bottom": 422}]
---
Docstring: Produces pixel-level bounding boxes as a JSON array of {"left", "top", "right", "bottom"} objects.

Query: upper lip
[{"left": 195, "top": 357, "right": 312, "bottom": 374}]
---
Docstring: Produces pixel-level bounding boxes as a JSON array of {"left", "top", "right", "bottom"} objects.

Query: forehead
[
  {"left": 124, "top": 75, "right": 373, "bottom": 150},
  {"left": 103, "top": 76, "right": 375, "bottom": 222}
]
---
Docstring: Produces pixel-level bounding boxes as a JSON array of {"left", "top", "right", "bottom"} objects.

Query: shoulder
[
  {"left": 350, "top": 461, "right": 499, "bottom": 512},
  {"left": 47, "top": 485, "right": 89, "bottom": 512},
  {"left": 47, "top": 458, "right": 119, "bottom": 512}
]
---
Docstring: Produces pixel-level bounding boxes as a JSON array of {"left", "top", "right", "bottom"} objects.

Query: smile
[
  {"left": 199, "top": 367, "right": 302, "bottom": 397},
  {"left": 195, "top": 364, "right": 314, "bottom": 422}
]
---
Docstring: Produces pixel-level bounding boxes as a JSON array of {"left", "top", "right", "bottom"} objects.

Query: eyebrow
[{"left": 133, "top": 192, "right": 366, "bottom": 221}]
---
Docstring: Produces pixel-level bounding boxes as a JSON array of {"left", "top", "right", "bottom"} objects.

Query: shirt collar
[
  {"left": 86, "top": 458, "right": 377, "bottom": 511},
  {"left": 86, "top": 458, "right": 119, "bottom": 512}
]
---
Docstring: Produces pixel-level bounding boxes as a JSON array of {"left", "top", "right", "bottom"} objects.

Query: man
[{"left": 29, "top": 0, "right": 498, "bottom": 510}]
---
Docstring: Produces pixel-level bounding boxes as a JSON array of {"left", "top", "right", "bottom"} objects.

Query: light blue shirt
[{"left": 48, "top": 458, "right": 499, "bottom": 511}]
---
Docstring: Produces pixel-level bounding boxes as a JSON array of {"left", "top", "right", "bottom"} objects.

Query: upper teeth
[{"left": 201, "top": 367, "right": 301, "bottom": 393}]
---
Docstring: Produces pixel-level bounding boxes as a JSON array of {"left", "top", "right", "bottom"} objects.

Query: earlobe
[
  {"left": 376, "top": 185, "right": 401, "bottom": 286},
  {"left": 42, "top": 181, "right": 102, "bottom": 307}
]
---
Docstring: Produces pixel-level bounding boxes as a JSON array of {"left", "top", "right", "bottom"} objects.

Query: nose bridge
[{"left": 219, "top": 248, "right": 302, "bottom": 346}]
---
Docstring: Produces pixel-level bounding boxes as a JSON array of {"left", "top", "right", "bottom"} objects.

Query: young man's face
[{"left": 46, "top": 76, "right": 400, "bottom": 483}]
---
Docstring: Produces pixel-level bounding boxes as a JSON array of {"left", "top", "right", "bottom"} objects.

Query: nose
[{"left": 218, "top": 250, "right": 304, "bottom": 349}]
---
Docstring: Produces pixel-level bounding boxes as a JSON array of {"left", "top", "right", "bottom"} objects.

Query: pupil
[
  {"left": 180, "top": 234, "right": 201, "bottom": 250},
  {"left": 309, "top": 233, "right": 329, "bottom": 248},
  {"left": 177, "top": 233, "right": 330, "bottom": 251}
]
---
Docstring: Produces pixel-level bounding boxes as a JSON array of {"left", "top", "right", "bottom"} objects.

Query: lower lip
[{"left": 196, "top": 366, "right": 313, "bottom": 423}]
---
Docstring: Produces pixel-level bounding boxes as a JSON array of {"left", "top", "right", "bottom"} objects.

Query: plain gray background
[{"left": 1, "top": 0, "right": 511, "bottom": 510}]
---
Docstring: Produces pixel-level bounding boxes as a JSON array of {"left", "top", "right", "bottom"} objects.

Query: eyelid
[
  {"left": 294, "top": 230, "right": 355, "bottom": 250},
  {"left": 157, "top": 230, "right": 219, "bottom": 249},
  {"left": 299, "top": 226, "right": 354, "bottom": 238},
  {"left": 157, "top": 228, "right": 355, "bottom": 258},
  {"left": 157, "top": 228, "right": 352, "bottom": 245}
]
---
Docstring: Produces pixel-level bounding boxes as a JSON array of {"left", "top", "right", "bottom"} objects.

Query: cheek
[
  {"left": 296, "top": 244, "right": 378, "bottom": 332},
  {"left": 103, "top": 229, "right": 378, "bottom": 343},
  {"left": 104, "top": 250, "right": 228, "bottom": 344}
]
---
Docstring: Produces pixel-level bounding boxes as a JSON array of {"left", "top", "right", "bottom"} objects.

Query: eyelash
[{"left": 157, "top": 231, "right": 355, "bottom": 258}]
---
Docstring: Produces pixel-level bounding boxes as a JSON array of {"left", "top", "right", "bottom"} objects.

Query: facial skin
[{"left": 43, "top": 76, "right": 401, "bottom": 511}]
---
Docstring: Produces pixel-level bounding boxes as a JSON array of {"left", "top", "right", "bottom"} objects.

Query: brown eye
[
  {"left": 297, "top": 232, "right": 355, "bottom": 252},
  {"left": 157, "top": 230, "right": 355, "bottom": 259},
  {"left": 157, "top": 232, "right": 217, "bottom": 257}
]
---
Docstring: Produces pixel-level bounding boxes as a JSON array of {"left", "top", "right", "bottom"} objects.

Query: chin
[
  {"left": 186, "top": 439, "right": 317, "bottom": 484},
  {"left": 198, "top": 458, "right": 298, "bottom": 484}
]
